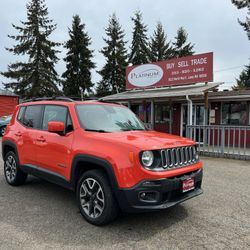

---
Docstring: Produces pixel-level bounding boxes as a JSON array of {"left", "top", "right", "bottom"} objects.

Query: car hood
[{"left": 88, "top": 130, "right": 195, "bottom": 150}]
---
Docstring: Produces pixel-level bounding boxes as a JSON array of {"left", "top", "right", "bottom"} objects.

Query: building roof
[
  {"left": 0, "top": 89, "right": 18, "bottom": 97},
  {"left": 100, "top": 82, "right": 223, "bottom": 102},
  {"left": 208, "top": 89, "right": 250, "bottom": 100}
]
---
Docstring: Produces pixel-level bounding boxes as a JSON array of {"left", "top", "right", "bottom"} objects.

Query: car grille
[{"left": 160, "top": 145, "right": 198, "bottom": 170}]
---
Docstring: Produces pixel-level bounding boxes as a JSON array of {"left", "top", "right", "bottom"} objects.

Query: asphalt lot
[{"left": 0, "top": 143, "right": 250, "bottom": 250}]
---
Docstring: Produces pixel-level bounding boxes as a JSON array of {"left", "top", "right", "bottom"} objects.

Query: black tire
[
  {"left": 4, "top": 151, "right": 27, "bottom": 186},
  {"left": 0, "top": 126, "right": 6, "bottom": 136},
  {"left": 77, "top": 169, "right": 118, "bottom": 226}
]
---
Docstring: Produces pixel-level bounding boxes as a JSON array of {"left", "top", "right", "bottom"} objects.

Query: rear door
[
  {"left": 20, "top": 105, "right": 44, "bottom": 166},
  {"left": 35, "top": 105, "right": 74, "bottom": 178}
]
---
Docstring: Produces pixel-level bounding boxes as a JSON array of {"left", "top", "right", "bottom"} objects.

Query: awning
[{"left": 100, "top": 82, "right": 223, "bottom": 102}]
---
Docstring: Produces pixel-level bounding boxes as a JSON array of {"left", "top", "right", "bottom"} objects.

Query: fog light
[
  {"left": 139, "top": 191, "right": 159, "bottom": 203},
  {"left": 140, "top": 192, "right": 146, "bottom": 198}
]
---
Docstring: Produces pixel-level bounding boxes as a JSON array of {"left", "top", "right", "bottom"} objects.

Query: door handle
[
  {"left": 15, "top": 132, "right": 22, "bottom": 137},
  {"left": 37, "top": 136, "right": 46, "bottom": 142}
]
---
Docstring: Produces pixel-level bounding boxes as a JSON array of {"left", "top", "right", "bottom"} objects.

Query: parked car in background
[{"left": 0, "top": 115, "right": 12, "bottom": 136}]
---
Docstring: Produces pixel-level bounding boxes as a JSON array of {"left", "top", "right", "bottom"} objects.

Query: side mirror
[{"left": 48, "top": 121, "right": 65, "bottom": 135}]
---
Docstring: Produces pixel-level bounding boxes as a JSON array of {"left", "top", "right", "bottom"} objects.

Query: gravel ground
[{"left": 0, "top": 145, "right": 250, "bottom": 250}]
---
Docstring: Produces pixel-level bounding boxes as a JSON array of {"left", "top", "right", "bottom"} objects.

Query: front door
[{"left": 35, "top": 105, "right": 74, "bottom": 178}]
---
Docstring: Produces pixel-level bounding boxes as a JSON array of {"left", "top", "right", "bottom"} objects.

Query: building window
[
  {"left": 221, "top": 102, "right": 248, "bottom": 125},
  {"left": 155, "top": 104, "right": 170, "bottom": 123}
]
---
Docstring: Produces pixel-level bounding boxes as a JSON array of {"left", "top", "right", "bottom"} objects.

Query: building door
[{"left": 181, "top": 104, "right": 206, "bottom": 140}]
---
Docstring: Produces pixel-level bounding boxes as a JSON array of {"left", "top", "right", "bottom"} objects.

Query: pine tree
[
  {"left": 1, "top": 0, "right": 61, "bottom": 98},
  {"left": 172, "top": 27, "right": 195, "bottom": 58},
  {"left": 232, "top": 0, "right": 250, "bottom": 40},
  {"left": 96, "top": 14, "right": 128, "bottom": 97},
  {"left": 62, "top": 15, "right": 95, "bottom": 98},
  {"left": 234, "top": 63, "right": 250, "bottom": 89},
  {"left": 129, "top": 11, "right": 150, "bottom": 65},
  {"left": 149, "top": 22, "right": 172, "bottom": 62}
]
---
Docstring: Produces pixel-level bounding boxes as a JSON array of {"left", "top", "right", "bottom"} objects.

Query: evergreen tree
[
  {"left": 62, "top": 15, "right": 95, "bottom": 98},
  {"left": 172, "top": 27, "right": 195, "bottom": 58},
  {"left": 232, "top": 0, "right": 250, "bottom": 40},
  {"left": 96, "top": 14, "right": 128, "bottom": 97},
  {"left": 149, "top": 22, "right": 172, "bottom": 62},
  {"left": 1, "top": 0, "right": 61, "bottom": 98},
  {"left": 234, "top": 63, "right": 250, "bottom": 89},
  {"left": 129, "top": 11, "right": 150, "bottom": 65}
]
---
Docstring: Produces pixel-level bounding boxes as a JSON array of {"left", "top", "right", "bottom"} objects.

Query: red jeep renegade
[{"left": 2, "top": 97, "right": 203, "bottom": 225}]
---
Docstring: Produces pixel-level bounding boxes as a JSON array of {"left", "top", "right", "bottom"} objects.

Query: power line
[{"left": 214, "top": 65, "right": 245, "bottom": 73}]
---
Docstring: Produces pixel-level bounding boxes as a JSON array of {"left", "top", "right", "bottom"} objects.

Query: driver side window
[{"left": 42, "top": 105, "right": 70, "bottom": 131}]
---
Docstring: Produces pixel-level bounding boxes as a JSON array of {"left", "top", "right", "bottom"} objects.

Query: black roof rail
[
  {"left": 22, "top": 96, "right": 76, "bottom": 103},
  {"left": 84, "top": 97, "right": 99, "bottom": 101},
  {"left": 21, "top": 96, "right": 116, "bottom": 104},
  {"left": 98, "top": 99, "right": 124, "bottom": 105}
]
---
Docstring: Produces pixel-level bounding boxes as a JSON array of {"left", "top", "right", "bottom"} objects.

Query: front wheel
[
  {"left": 4, "top": 151, "right": 27, "bottom": 186},
  {"left": 77, "top": 170, "right": 118, "bottom": 226}
]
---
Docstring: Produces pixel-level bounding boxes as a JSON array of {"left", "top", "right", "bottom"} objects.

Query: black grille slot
[{"left": 161, "top": 145, "right": 198, "bottom": 170}]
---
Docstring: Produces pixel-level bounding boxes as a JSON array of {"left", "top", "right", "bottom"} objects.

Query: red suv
[{"left": 2, "top": 97, "right": 203, "bottom": 225}]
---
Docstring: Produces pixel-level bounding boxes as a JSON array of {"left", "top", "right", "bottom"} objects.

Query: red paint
[
  {"left": 0, "top": 96, "right": 19, "bottom": 117},
  {"left": 126, "top": 52, "right": 213, "bottom": 89},
  {"left": 208, "top": 128, "right": 250, "bottom": 148},
  {"left": 154, "top": 104, "right": 181, "bottom": 135},
  {"left": 172, "top": 104, "right": 181, "bottom": 135},
  {"left": 48, "top": 121, "right": 65, "bottom": 133},
  {"left": 3, "top": 101, "right": 202, "bottom": 189},
  {"left": 182, "top": 178, "right": 195, "bottom": 192},
  {"left": 210, "top": 102, "right": 221, "bottom": 124}
]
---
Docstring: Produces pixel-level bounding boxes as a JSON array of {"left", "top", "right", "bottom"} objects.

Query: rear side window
[
  {"left": 23, "top": 105, "right": 43, "bottom": 129},
  {"left": 42, "top": 105, "right": 68, "bottom": 131}
]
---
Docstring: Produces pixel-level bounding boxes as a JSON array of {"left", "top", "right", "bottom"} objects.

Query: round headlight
[{"left": 141, "top": 151, "right": 154, "bottom": 167}]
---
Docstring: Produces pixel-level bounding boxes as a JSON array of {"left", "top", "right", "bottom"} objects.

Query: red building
[{"left": 0, "top": 89, "right": 19, "bottom": 117}]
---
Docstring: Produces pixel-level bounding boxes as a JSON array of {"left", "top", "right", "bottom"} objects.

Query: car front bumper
[{"left": 116, "top": 168, "right": 203, "bottom": 213}]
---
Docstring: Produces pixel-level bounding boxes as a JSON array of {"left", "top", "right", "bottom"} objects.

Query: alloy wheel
[
  {"left": 80, "top": 178, "right": 105, "bottom": 219},
  {"left": 5, "top": 155, "right": 17, "bottom": 183}
]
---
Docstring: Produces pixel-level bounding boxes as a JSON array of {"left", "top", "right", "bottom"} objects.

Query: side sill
[{"left": 21, "top": 164, "right": 74, "bottom": 191}]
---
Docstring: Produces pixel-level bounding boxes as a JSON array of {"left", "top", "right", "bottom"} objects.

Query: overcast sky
[{"left": 0, "top": 0, "right": 250, "bottom": 90}]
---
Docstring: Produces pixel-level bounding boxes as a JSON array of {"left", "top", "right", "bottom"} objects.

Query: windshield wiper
[
  {"left": 85, "top": 129, "right": 109, "bottom": 133},
  {"left": 121, "top": 128, "right": 145, "bottom": 131}
]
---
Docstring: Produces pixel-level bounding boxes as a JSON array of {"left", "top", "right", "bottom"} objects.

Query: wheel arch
[
  {"left": 2, "top": 140, "right": 18, "bottom": 160},
  {"left": 70, "top": 154, "right": 119, "bottom": 192}
]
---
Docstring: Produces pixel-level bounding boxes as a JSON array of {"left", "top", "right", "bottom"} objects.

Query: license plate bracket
[{"left": 182, "top": 178, "right": 195, "bottom": 193}]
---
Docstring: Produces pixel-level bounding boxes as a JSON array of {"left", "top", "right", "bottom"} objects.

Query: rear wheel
[
  {"left": 77, "top": 170, "right": 118, "bottom": 226},
  {"left": 4, "top": 151, "right": 27, "bottom": 186}
]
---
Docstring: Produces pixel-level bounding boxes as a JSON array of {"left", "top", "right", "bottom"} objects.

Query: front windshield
[{"left": 76, "top": 104, "right": 145, "bottom": 132}]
